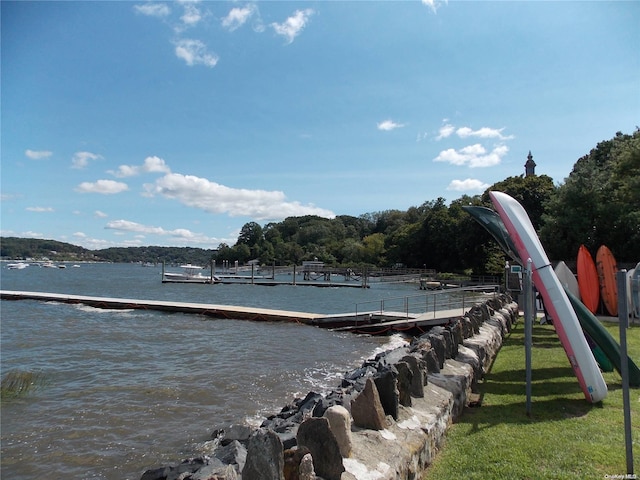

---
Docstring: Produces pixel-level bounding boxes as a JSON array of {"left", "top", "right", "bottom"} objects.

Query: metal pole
[
  {"left": 524, "top": 258, "right": 533, "bottom": 416},
  {"left": 505, "top": 261, "right": 510, "bottom": 292},
  {"left": 617, "top": 270, "right": 634, "bottom": 475}
]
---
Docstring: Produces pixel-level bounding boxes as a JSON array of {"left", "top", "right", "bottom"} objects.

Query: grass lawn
[{"left": 425, "top": 319, "right": 640, "bottom": 479}]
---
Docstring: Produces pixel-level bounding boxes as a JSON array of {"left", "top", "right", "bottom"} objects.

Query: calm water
[{"left": 0, "top": 263, "right": 416, "bottom": 480}]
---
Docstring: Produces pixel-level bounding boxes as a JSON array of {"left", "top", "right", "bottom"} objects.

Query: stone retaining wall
[{"left": 141, "top": 294, "right": 518, "bottom": 480}]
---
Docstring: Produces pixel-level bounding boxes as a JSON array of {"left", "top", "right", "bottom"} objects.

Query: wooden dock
[
  {"left": 216, "top": 279, "right": 368, "bottom": 288},
  {"left": 0, "top": 290, "right": 472, "bottom": 335},
  {"left": 0, "top": 290, "right": 320, "bottom": 323}
]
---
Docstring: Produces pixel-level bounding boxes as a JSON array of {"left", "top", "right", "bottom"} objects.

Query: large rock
[
  {"left": 446, "top": 319, "right": 463, "bottom": 355},
  {"left": 350, "top": 377, "right": 387, "bottom": 430},
  {"left": 460, "top": 314, "right": 474, "bottom": 338},
  {"left": 414, "top": 342, "right": 440, "bottom": 374},
  {"left": 373, "top": 367, "right": 399, "bottom": 420},
  {"left": 324, "top": 405, "right": 353, "bottom": 458},
  {"left": 140, "top": 457, "right": 210, "bottom": 480},
  {"left": 395, "top": 361, "right": 413, "bottom": 407},
  {"left": 212, "top": 440, "right": 246, "bottom": 473},
  {"left": 242, "top": 429, "right": 284, "bottom": 480},
  {"left": 296, "top": 417, "right": 345, "bottom": 480},
  {"left": 401, "top": 354, "right": 426, "bottom": 396},
  {"left": 191, "top": 463, "right": 238, "bottom": 480},
  {"left": 298, "top": 453, "right": 315, "bottom": 480},
  {"left": 283, "top": 446, "right": 311, "bottom": 480},
  {"left": 424, "top": 332, "right": 445, "bottom": 369},
  {"left": 212, "top": 424, "right": 253, "bottom": 446}
]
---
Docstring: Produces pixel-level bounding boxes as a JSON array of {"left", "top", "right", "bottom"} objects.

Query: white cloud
[
  {"left": 435, "top": 123, "right": 513, "bottom": 141},
  {"left": 447, "top": 178, "right": 490, "bottom": 192},
  {"left": 75, "top": 179, "right": 129, "bottom": 194},
  {"left": 433, "top": 144, "right": 508, "bottom": 168},
  {"left": 134, "top": 2, "right": 171, "bottom": 17},
  {"left": 106, "top": 219, "right": 168, "bottom": 236},
  {"left": 180, "top": 2, "right": 202, "bottom": 27},
  {"left": 21, "top": 231, "right": 44, "bottom": 238},
  {"left": 110, "top": 156, "right": 172, "bottom": 178},
  {"left": 222, "top": 4, "right": 256, "bottom": 31},
  {"left": 146, "top": 172, "right": 335, "bottom": 220},
  {"left": 94, "top": 210, "right": 108, "bottom": 218},
  {"left": 422, "top": 0, "right": 448, "bottom": 13},
  {"left": 105, "top": 219, "right": 221, "bottom": 245},
  {"left": 173, "top": 38, "right": 219, "bottom": 67},
  {"left": 377, "top": 120, "right": 405, "bottom": 131},
  {"left": 72, "top": 151, "right": 103, "bottom": 169},
  {"left": 26, "top": 206, "right": 54, "bottom": 212},
  {"left": 25, "top": 149, "right": 52, "bottom": 160},
  {"left": 271, "top": 8, "right": 314, "bottom": 44},
  {"left": 456, "top": 126, "right": 514, "bottom": 140},
  {"left": 436, "top": 123, "right": 455, "bottom": 140}
]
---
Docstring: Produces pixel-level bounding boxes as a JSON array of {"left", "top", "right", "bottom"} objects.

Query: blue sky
[{"left": 1, "top": 1, "right": 638, "bottom": 250}]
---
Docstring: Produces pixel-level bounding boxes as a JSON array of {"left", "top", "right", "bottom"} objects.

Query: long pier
[
  {"left": 0, "top": 290, "right": 320, "bottom": 323},
  {"left": 0, "top": 288, "right": 496, "bottom": 335}
]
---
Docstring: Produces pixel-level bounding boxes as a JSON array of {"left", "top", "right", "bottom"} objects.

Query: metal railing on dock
[{"left": 354, "top": 285, "right": 500, "bottom": 320}]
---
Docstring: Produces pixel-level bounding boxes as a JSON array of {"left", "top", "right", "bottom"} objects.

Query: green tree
[
  {"left": 540, "top": 129, "right": 640, "bottom": 261},
  {"left": 236, "top": 222, "right": 263, "bottom": 247},
  {"left": 361, "top": 233, "right": 386, "bottom": 265},
  {"left": 483, "top": 174, "right": 555, "bottom": 230}
]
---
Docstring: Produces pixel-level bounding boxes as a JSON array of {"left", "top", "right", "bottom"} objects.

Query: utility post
[
  {"left": 523, "top": 258, "right": 534, "bottom": 417},
  {"left": 616, "top": 270, "right": 634, "bottom": 476}
]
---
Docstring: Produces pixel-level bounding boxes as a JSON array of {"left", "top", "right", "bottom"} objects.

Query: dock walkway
[
  {"left": 0, "top": 290, "right": 319, "bottom": 323},
  {"left": 0, "top": 290, "right": 482, "bottom": 335}
]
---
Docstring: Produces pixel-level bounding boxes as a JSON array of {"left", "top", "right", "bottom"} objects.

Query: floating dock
[
  {"left": 0, "top": 290, "right": 480, "bottom": 335},
  {"left": 216, "top": 279, "right": 369, "bottom": 288}
]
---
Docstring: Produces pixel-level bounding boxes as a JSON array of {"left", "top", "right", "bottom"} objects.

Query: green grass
[{"left": 425, "top": 320, "right": 640, "bottom": 479}]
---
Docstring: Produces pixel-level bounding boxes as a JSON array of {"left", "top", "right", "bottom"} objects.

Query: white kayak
[
  {"left": 490, "top": 191, "right": 607, "bottom": 403},
  {"left": 555, "top": 260, "right": 580, "bottom": 300}
]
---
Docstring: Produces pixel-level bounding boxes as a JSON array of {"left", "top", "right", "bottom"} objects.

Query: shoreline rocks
[{"left": 140, "top": 293, "right": 518, "bottom": 480}]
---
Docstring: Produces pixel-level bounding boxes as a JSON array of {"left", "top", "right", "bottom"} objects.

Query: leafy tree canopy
[{"left": 540, "top": 129, "right": 640, "bottom": 261}]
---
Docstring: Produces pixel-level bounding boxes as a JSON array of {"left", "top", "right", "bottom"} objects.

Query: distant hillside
[
  {"left": 96, "top": 246, "right": 216, "bottom": 265},
  {"left": 0, "top": 237, "right": 216, "bottom": 265},
  {"left": 0, "top": 237, "right": 93, "bottom": 261}
]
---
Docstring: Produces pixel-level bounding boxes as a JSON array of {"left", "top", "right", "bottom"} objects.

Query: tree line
[
  {"left": 2, "top": 130, "right": 638, "bottom": 272},
  {"left": 216, "top": 129, "right": 639, "bottom": 273}
]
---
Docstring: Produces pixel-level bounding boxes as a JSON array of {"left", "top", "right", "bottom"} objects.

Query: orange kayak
[
  {"left": 596, "top": 245, "right": 618, "bottom": 316},
  {"left": 577, "top": 245, "right": 600, "bottom": 314}
]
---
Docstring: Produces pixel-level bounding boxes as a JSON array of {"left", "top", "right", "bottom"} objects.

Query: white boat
[
  {"left": 490, "top": 191, "right": 607, "bottom": 403},
  {"left": 7, "top": 262, "right": 29, "bottom": 269},
  {"left": 162, "top": 264, "right": 218, "bottom": 284}
]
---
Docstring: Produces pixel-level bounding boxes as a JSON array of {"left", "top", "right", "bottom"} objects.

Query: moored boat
[
  {"left": 7, "top": 262, "right": 29, "bottom": 270},
  {"left": 162, "top": 264, "right": 219, "bottom": 284}
]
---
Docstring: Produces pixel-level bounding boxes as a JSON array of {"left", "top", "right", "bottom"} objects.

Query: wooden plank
[{"left": 0, "top": 290, "right": 320, "bottom": 323}]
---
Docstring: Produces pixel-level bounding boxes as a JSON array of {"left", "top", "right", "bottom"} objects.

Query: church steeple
[{"left": 525, "top": 151, "right": 536, "bottom": 177}]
